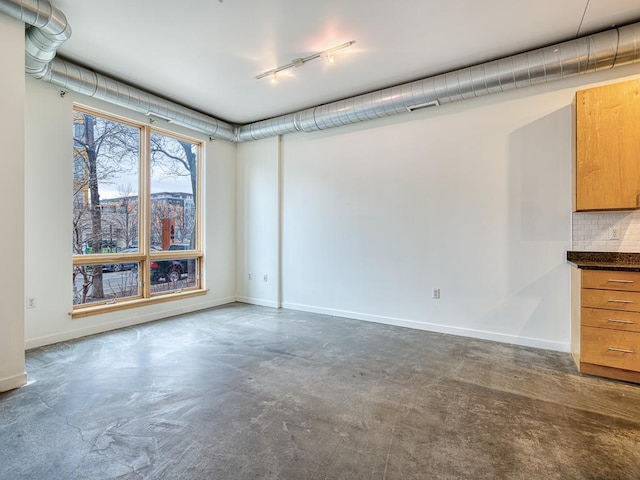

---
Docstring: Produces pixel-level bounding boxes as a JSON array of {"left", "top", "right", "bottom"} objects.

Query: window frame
[{"left": 71, "top": 105, "right": 206, "bottom": 317}]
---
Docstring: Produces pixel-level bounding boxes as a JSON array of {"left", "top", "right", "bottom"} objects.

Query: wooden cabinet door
[
  {"left": 576, "top": 79, "right": 640, "bottom": 211},
  {"left": 582, "top": 326, "right": 640, "bottom": 372}
]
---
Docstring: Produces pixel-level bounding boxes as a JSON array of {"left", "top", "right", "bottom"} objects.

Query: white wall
[
  {"left": 24, "top": 78, "right": 237, "bottom": 349},
  {"left": 236, "top": 137, "right": 280, "bottom": 307},
  {"left": 0, "top": 14, "right": 27, "bottom": 392},
  {"left": 241, "top": 64, "right": 640, "bottom": 353}
]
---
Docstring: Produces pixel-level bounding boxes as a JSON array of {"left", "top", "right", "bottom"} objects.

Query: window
[{"left": 72, "top": 106, "right": 204, "bottom": 315}]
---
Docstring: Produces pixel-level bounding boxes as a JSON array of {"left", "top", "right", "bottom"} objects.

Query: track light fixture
[{"left": 256, "top": 40, "right": 356, "bottom": 81}]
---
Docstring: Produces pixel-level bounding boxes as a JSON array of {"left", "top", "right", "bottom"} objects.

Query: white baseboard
[
  {"left": 24, "top": 297, "right": 570, "bottom": 353},
  {"left": 236, "top": 297, "right": 280, "bottom": 308},
  {"left": 0, "top": 372, "right": 27, "bottom": 392},
  {"left": 25, "top": 296, "right": 237, "bottom": 350},
  {"left": 282, "top": 302, "right": 571, "bottom": 353}
]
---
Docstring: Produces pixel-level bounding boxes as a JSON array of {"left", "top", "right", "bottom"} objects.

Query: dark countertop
[{"left": 567, "top": 251, "right": 640, "bottom": 271}]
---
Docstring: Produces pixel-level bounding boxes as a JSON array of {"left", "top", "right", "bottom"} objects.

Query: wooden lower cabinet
[
  {"left": 581, "top": 307, "right": 640, "bottom": 332},
  {"left": 582, "top": 289, "right": 640, "bottom": 312},
  {"left": 581, "top": 326, "right": 640, "bottom": 371},
  {"left": 581, "top": 269, "right": 640, "bottom": 291},
  {"left": 572, "top": 269, "right": 640, "bottom": 383}
]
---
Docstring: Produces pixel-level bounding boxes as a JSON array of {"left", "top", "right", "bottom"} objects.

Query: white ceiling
[{"left": 53, "top": 0, "right": 640, "bottom": 125}]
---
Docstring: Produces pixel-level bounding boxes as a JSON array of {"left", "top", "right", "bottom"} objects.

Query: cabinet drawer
[
  {"left": 581, "top": 289, "right": 640, "bottom": 312},
  {"left": 582, "top": 270, "right": 640, "bottom": 292},
  {"left": 582, "top": 326, "right": 640, "bottom": 372},
  {"left": 581, "top": 308, "right": 640, "bottom": 332}
]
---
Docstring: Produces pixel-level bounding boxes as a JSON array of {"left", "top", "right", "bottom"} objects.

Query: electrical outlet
[
  {"left": 263, "top": 274, "right": 268, "bottom": 282},
  {"left": 248, "top": 273, "right": 252, "bottom": 280},
  {"left": 608, "top": 226, "right": 620, "bottom": 240},
  {"left": 26, "top": 296, "right": 36, "bottom": 309},
  {"left": 432, "top": 288, "right": 440, "bottom": 299}
]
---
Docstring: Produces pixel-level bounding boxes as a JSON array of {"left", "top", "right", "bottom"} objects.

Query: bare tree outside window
[{"left": 72, "top": 111, "right": 139, "bottom": 304}]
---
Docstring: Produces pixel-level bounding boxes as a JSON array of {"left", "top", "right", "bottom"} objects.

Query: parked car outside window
[{"left": 150, "top": 244, "right": 192, "bottom": 283}]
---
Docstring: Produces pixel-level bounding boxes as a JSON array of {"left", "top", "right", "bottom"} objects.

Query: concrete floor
[{"left": 1, "top": 304, "right": 639, "bottom": 479}]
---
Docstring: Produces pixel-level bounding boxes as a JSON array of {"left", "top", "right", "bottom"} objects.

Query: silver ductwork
[
  {"left": 1, "top": 0, "right": 640, "bottom": 143},
  {"left": 0, "top": 0, "right": 236, "bottom": 142},
  {"left": 237, "top": 23, "right": 640, "bottom": 141},
  {"left": 0, "top": 0, "right": 71, "bottom": 77},
  {"left": 42, "top": 57, "right": 238, "bottom": 142}
]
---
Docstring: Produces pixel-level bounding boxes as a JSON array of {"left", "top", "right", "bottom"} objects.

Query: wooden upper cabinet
[{"left": 576, "top": 79, "right": 640, "bottom": 211}]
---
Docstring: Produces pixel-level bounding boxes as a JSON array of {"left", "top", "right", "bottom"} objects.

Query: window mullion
[{"left": 140, "top": 125, "right": 152, "bottom": 299}]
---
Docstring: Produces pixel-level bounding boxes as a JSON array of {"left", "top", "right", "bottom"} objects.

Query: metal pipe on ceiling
[
  {"left": 41, "top": 57, "right": 238, "bottom": 142},
  {"left": 0, "top": 0, "right": 71, "bottom": 77},
  {"left": 237, "top": 23, "right": 640, "bottom": 141},
  {"left": 1, "top": 0, "right": 640, "bottom": 143},
  {"left": 0, "top": 0, "right": 237, "bottom": 142}
]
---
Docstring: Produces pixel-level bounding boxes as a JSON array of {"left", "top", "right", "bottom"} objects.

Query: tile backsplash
[{"left": 572, "top": 210, "right": 640, "bottom": 252}]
